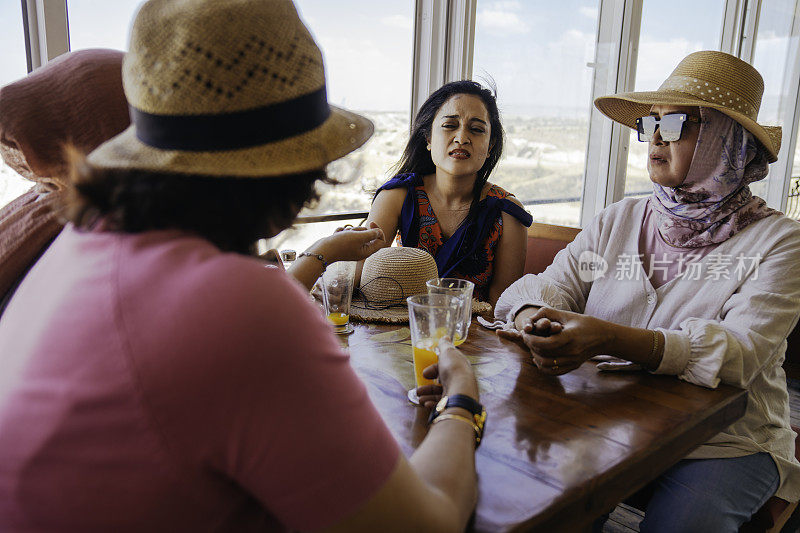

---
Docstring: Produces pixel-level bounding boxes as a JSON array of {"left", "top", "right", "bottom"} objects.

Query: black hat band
[{"left": 131, "top": 85, "right": 331, "bottom": 151}]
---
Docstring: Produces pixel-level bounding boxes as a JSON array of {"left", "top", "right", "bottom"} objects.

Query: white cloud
[
  {"left": 635, "top": 37, "right": 705, "bottom": 90},
  {"left": 579, "top": 6, "right": 598, "bottom": 19},
  {"left": 380, "top": 14, "right": 412, "bottom": 30},
  {"left": 478, "top": 9, "right": 530, "bottom": 35},
  {"left": 489, "top": 1, "right": 523, "bottom": 9}
]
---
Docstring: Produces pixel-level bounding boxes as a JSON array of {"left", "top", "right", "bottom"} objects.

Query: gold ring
[{"left": 553, "top": 358, "right": 558, "bottom": 368}]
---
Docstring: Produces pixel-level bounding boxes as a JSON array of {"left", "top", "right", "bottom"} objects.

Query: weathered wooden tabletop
[{"left": 342, "top": 318, "right": 748, "bottom": 532}]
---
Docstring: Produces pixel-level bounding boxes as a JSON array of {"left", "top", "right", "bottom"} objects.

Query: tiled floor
[{"left": 601, "top": 379, "right": 800, "bottom": 532}]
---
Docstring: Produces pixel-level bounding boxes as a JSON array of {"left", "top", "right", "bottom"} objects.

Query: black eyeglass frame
[{"left": 635, "top": 113, "right": 701, "bottom": 142}]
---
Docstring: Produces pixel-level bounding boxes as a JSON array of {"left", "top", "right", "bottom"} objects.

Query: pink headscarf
[
  {"left": 650, "top": 107, "right": 777, "bottom": 248},
  {"left": 0, "top": 49, "right": 128, "bottom": 301}
]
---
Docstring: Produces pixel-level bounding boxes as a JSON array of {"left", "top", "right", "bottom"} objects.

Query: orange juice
[
  {"left": 413, "top": 346, "right": 438, "bottom": 386},
  {"left": 327, "top": 312, "right": 349, "bottom": 326},
  {"left": 453, "top": 333, "right": 466, "bottom": 346}
]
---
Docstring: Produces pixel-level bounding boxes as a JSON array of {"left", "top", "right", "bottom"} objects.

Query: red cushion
[{"left": 524, "top": 236, "right": 571, "bottom": 276}]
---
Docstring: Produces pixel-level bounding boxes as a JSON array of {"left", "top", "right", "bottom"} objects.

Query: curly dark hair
[
  {"left": 66, "top": 152, "right": 332, "bottom": 255},
  {"left": 390, "top": 79, "right": 504, "bottom": 221}
]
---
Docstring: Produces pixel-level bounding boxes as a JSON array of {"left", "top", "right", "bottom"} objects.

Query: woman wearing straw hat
[
  {"left": 0, "top": 1, "right": 485, "bottom": 531},
  {"left": 366, "top": 80, "right": 533, "bottom": 305},
  {"left": 495, "top": 51, "right": 800, "bottom": 530}
]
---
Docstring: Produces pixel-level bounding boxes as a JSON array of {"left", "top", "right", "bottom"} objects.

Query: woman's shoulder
[
  {"left": 744, "top": 212, "right": 800, "bottom": 248},
  {"left": 595, "top": 196, "right": 649, "bottom": 223},
  {"left": 484, "top": 182, "right": 518, "bottom": 203}
]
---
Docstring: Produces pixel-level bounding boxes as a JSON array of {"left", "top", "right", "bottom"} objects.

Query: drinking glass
[
  {"left": 426, "top": 278, "right": 474, "bottom": 346},
  {"left": 406, "top": 294, "right": 458, "bottom": 405},
  {"left": 321, "top": 261, "right": 356, "bottom": 335}
]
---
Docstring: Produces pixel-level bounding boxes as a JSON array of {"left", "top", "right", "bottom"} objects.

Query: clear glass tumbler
[
  {"left": 406, "top": 293, "right": 459, "bottom": 405},
  {"left": 321, "top": 261, "right": 356, "bottom": 335},
  {"left": 426, "top": 278, "right": 474, "bottom": 346}
]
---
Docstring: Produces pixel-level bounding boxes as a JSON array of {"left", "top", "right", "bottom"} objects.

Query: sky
[{"left": 0, "top": 0, "right": 796, "bottom": 119}]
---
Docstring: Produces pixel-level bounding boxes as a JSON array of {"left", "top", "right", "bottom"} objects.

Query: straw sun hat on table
[{"left": 350, "top": 247, "right": 491, "bottom": 324}]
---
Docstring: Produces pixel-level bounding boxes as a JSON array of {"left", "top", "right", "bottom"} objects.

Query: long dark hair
[
  {"left": 392, "top": 80, "right": 504, "bottom": 221},
  {"left": 66, "top": 150, "right": 332, "bottom": 255}
]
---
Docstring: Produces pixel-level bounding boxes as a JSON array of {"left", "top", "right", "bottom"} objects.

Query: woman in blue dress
[{"left": 366, "top": 81, "right": 532, "bottom": 304}]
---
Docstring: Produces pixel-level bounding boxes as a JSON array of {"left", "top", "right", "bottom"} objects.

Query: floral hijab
[{"left": 650, "top": 107, "right": 777, "bottom": 248}]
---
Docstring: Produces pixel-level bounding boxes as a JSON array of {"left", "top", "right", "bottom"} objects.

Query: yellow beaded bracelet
[{"left": 649, "top": 329, "right": 661, "bottom": 367}]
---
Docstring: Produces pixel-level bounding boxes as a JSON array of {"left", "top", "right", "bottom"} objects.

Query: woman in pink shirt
[{"left": 0, "top": 1, "right": 484, "bottom": 531}]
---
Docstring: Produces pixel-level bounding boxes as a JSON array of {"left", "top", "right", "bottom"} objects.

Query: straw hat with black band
[
  {"left": 594, "top": 50, "right": 781, "bottom": 162},
  {"left": 88, "top": 0, "right": 372, "bottom": 175},
  {"left": 350, "top": 247, "right": 492, "bottom": 324}
]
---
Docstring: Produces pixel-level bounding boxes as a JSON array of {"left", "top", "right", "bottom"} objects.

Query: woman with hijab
[
  {"left": 366, "top": 80, "right": 532, "bottom": 304},
  {"left": 495, "top": 51, "right": 800, "bottom": 531},
  {"left": 0, "top": 48, "right": 130, "bottom": 312},
  {"left": 0, "top": 1, "right": 484, "bottom": 531}
]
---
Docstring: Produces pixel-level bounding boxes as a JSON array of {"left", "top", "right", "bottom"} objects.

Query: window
[
  {"left": 786, "top": 118, "right": 800, "bottom": 218},
  {"left": 747, "top": 0, "right": 800, "bottom": 203},
  {"left": 472, "top": 0, "right": 599, "bottom": 227},
  {"left": 265, "top": 0, "right": 415, "bottom": 253},
  {"left": 66, "top": 0, "right": 143, "bottom": 51},
  {"left": 0, "top": 0, "right": 34, "bottom": 209},
  {"left": 623, "top": 0, "right": 726, "bottom": 198}
]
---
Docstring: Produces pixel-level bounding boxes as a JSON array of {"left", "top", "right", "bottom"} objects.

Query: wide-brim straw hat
[
  {"left": 594, "top": 51, "right": 781, "bottom": 163},
  {"left": 350, "top": 246, "right": 491, "bottom": 324},
  {"left": 88, "top": 0, "right": 373, "bottom": 176}
]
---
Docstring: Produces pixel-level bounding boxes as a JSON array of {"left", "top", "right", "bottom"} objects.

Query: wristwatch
[{"left": 428, "top": 394, "right": 487, "bottom": 446}]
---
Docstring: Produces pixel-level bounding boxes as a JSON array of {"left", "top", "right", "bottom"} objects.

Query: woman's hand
[
  {"left": 312, "top": 222, "right": 386, "bottom": 263},
  {"left": 259, "top": 248, "right": 284, "bottom": 269},
  {"left": 518, "top": 307, "right": 614, "bottom": 375},
  {"left": 415, "top": 339, "right": 479, "bottom": 409}
]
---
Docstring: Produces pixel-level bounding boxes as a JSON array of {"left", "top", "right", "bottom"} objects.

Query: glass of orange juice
[
  {"left": 426, "top": 278, "right": 474, "bottom": 346},
  {"left": 406, "top": 294, "right": 458, "bottom": 405},
  {"left": 321, "top": 261, "right": 356, "bottom": 335}
]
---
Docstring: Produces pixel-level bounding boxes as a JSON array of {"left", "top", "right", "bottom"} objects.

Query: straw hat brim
[
  {"left": 349, "top": 298, "right": 493, "bottom": 324},
  {"left": 87, "top": 105, "right": 373, "bottom": 176},
  {"left": 594, "top": 90, "right": 781, "bottom": 163}
]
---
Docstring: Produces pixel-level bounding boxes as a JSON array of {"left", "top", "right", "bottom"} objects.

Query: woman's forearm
[
  {"left": 607, "top": 323, "right": 665, "bottom": 370},
  {"left": 408, "top": 410, "right": 477, "bottom": 530},
  {"left": 409, "top": 375, "right": 480, "bottom": 530},
  {"left": 287, "top": 253, "right": 326, "bottom": 291}
]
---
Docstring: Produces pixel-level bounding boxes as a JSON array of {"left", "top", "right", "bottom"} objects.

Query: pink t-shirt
[
  {"left": 0, "top": 226, "right": 399, "bottom": 531},
  {"left": 639, "top": 200, "right": 720, "bottom": 288}
]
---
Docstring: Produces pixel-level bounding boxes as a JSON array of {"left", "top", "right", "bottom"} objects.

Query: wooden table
[{"left": 341, "top": 319, "right": 748, "bottom": 532}]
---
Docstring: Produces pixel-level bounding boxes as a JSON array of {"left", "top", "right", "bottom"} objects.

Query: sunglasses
[{"left": 635, "top": 113, "right": 701, "bottom": 142}]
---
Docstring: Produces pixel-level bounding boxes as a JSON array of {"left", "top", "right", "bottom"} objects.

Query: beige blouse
[{"left": 496, "top": 197, "right": 800, "bottom": 501}]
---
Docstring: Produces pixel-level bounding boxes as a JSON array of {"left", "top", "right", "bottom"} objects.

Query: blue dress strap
[{"left": 498, "top": 197, "right": 533, "bottom": 227}]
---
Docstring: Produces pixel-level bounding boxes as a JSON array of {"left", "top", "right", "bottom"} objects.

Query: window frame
[{"left": 20, "top": 0, "right": 800, "bottom": 227}]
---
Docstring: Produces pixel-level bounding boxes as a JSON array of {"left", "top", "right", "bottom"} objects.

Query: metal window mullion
[
  {"left": 738, "top": 0, "right": 762, "bottom": 62},
  {"left": 444, "top": 0, "right": 476, "bottom": 82},
  {"left": 607, "top": 0, "right": 642, "bottom": 206},
  {"left": 719, "top": 0, "right": 748, "bottom": 55},
  {"left": 24, "top": 0, "right": 69, "bottom": 69},
  {"left": 411, "top": 0, "right": 448, "bottom": 118},
  {"left": 580, "top": 0, "right": 643, "bottom": 227}
]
